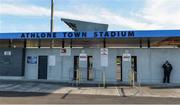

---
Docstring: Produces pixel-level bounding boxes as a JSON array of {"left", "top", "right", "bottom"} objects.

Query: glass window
[
  {"left": 40, "top": 39, "right": 51, "bottom": 48},
  {"left": 0, "top": 40, "right": 10, "bottom": 48},
  {"left": 106, "top": 38, "right": 140, "bottom": 48},
  {"left": 150, "top": 37, "right": 180, "bottom": 48},
  {"left": 71, "top": 39, "right": 104, "bottom": 48},
  {"left": 53, "top": 39, "right": 62, "bottom": 48},
  {"left": 26, "top": 40, "right": 39, "bottom": 48},
  {"left": 12, "top": 40, "right": 24, "bottom": 48}
]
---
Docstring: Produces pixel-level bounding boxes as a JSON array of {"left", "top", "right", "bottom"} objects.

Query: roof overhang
[{"left": 0, "top": 30, "right": 180, "bottom": 39}]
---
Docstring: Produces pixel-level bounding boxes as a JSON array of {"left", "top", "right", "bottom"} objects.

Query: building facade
[{"left": 0, "top": 30, "right": 180, "bottom": 84}]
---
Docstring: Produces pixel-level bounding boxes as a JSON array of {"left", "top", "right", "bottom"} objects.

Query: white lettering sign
[
  {"left": 101, "top": 48, "right": 108, "bottom": 55},
  {"left": 48, "top": 55, "right": 56, "bottom": 66},
  {"left": 79, "top": 53, "right": 87, "bottom": 62},
  {"left": 100, "top": 48, "right": 108, "bottom": 67},
  {"left": 60, "top": 48, "right": 71, "bottom": 56},
  {"left": 123, "top": 53, "right": 131, "bottom": 62},
  {"left": 4, "top": 51, "right": 11, "bottom": 56}
]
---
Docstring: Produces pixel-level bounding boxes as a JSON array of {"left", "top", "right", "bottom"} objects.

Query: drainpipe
[
  {"left": 147, "top": 38, "right": 151, "bottom": 48},
  {"left": 22, "top": 40, "right": 27, "bottom": 78},
  {"left": 139, "top": 38, "right": 142, "bottom": 48},
  {"left": 103, "top": 38, "right": 106, "bottom": 48}
]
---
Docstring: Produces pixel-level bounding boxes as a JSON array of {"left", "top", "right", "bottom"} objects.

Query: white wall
[{"left": 25, "top": 48, "right": 180, "bottom": 84}]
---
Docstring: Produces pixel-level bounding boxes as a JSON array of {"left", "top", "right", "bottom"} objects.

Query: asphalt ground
[
  {"left": 1, "top": 81, "right": 180, "bottom": 98},
  {"left": 0, "top": 91, "right": 180, "bottom": 104}
]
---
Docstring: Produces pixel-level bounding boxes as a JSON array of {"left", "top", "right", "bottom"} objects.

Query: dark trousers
[{"left": 163, "top": 70, "right": 171, "bottom": 83}]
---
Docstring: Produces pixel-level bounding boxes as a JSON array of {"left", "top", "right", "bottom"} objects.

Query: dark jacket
[{"left": 162, "top": 63, "right": 173, "bottom": 72}]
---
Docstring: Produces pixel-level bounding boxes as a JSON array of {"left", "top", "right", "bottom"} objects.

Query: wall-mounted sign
[
  {"left": 20, "top": 31, "right": 134, "bottom": 39},
  {"left": 4, "top": 51, "right": 11, "bottom": 56},
  {"left": 100, "top": 48, "right": 108, "bottom": 55},
  {"left": 123, "top": 53, "right": 131, "bottom": 62},
  {"left": 60, "top": 48, "right": 71, "bottom": 56},
  {"left": 79, "top": 53, "right": 87, "bottom": 62},
  {"left": 27, "top": 56, "right": 37, "bottom": 64},
  {"left": 1, "top": 30, "right": 180, "bottom": 39},
  {"left": 101, "top": 55, "right": 108, "bottom": 67},
  {"left": 48, "top": 55, "right": 56, "bottom": 66},
  {"left": 100, "top": 48, "right": 108, "bottom": 67}
]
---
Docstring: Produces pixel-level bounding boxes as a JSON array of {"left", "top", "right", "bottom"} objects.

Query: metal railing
[
  {"left": 69, "top": 68, "right": 106, "bottom": 87},
  {"left": 128, "top": 69, "right": 142, "bottom": 96}
]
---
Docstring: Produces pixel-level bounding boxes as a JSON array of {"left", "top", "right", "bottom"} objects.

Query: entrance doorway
[
  {"left": 73, "top": 56, "right": 79, "bottom": 80},
  {"left": 73, "top": 56, "right": 93, "bottom": 80},
  {"left": 131, "top": 56, "right": 137, "bottom": 82},
  {"left": 116, "top": 56, "right": 122, "bottom": 81},
  {"left": 38, "top": 56, "right": 48, "bottom": 79},
  {"left": 87, "top": 56, "right": 93, "bottom": 80}
]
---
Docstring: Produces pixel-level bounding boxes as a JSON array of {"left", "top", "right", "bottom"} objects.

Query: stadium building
[{"left": 0, "top": 18, "right": 180, "bottom": 84}]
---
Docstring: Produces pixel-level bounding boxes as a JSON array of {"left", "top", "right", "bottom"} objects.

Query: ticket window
[
  {"left": 116, "top": 56, "right": 122, "bottom": 81},
  {"left": 74, "top": 56, "right": 93, "bottom": 80},
  {"left": 131, "top": 56, "right": 137, "bottom": 82}
]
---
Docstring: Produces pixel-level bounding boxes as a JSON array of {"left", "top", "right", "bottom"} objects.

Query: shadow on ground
[
  {"left": 0, "top": 91, "right": 49, "bottom": 97},
  {"left": 150, "top": 86, "right": 180, "bottom": 89}
]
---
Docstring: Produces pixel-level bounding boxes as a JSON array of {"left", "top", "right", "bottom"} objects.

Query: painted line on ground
[{"left": 115, "top": 87, "right": 121, "bottom": 96}]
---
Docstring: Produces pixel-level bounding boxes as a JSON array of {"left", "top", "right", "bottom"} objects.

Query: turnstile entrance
[
  {"left": 73, "top": 56, "right": 93, "bottom": 80},
  {"left": 87, "top": 56, "right": 93, "bottom": 80},
  {"left": 73, "top": 56, "right": 79, "bottom": 80},
  {"left": 116, "top": 56, "right": 122, "bottom": 81},
  {"left": 131, "top": 56, "right": 137, "bottom": 82}
]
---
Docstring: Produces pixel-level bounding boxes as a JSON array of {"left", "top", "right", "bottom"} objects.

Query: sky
[{"left": 0, "top": 0, "right": 180, "bottom": 33}]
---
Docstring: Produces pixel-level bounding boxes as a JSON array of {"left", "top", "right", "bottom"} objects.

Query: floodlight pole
[
  {"left": 50, "top": 0, "right": 54, "bottom": 32},
  {"left": 50, "top": 0, "right": 54, "bottom": 48}
]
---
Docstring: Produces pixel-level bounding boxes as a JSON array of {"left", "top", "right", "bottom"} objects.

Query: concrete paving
[
  {"left": 0, "top": 81, "right": 180, "bottom": 98},
  {"left": 1, "top": 91, "right": 180, "bottom": 104}
]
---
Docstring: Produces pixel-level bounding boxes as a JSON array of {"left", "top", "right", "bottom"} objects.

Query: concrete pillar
[
  {"left": 79, "top": 60, "right": 87, "bottom": 81},
  {"left": 122, "top": 61, "right": 131, "bottom": 83},
  {"left": 122, "top": 50, "right": 132, "bottom": 83},
  {"left": 79, "top": 51, "right": 87, "bottom": 81}
]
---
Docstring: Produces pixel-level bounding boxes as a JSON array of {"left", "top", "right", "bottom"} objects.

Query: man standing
[{"left": 162, "top": 61, "right": 173, "bottom": 83}]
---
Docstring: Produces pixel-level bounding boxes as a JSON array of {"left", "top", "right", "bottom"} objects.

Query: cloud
[
  {"left": 0, "top": 0, "right": 180, "bottom": 32},
  {"left": 0, "top": 3, "right": 50, "bottom": 16},
  {"left": 136, "top": 0, "right": 180, "bottom": 29},
  {"left": 0, "top": 3, "right": 163, "bottom": 31},
  {"left": 57, "top": 5, "right": 163, "bottom": 30}
]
